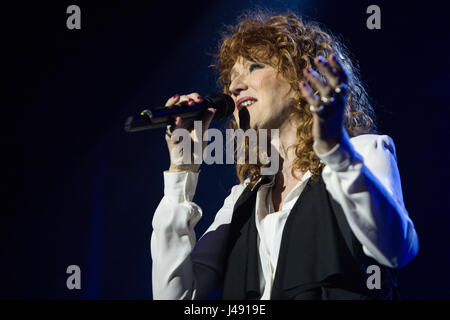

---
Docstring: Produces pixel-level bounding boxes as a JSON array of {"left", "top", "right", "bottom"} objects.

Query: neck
[{"left": 270, "top": 118, "right": 303, "bottom": 185}]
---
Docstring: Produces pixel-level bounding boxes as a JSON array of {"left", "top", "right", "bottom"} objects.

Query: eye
[{"left": 249, "top": 63, "right": 264, "bottom": 72}]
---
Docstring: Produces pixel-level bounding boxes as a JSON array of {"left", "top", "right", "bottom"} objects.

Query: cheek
[
  {"left": 259, "top": 76, "right": 289, "bottom": 110},
  {"left": 260, "top": 72, "right": 288, "bottom": 95}
]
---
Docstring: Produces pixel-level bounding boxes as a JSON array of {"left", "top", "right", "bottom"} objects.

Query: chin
[
  {"left": 248, "top": 119, "right": 263, "bottom": 130},
  {"left": 252, "top": 119, "right": 276, "bottom": 131}
]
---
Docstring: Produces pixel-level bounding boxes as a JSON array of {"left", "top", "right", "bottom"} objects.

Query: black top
[{"left": 221, "top": 175, "right": 399, "bottom": 300}]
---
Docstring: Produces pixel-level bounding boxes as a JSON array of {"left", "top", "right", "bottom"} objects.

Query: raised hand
[{"left": 299, "top": 54, "right": 349, "bottom": 154}]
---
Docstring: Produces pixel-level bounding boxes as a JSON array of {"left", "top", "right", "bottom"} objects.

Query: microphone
[{"left": 124, "top": 93, "right": 235, "bottom": 132}]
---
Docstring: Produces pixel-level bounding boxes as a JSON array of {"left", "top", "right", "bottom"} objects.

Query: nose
[{"left": 229, "top": 75, "right": 248, "bottom": 98}]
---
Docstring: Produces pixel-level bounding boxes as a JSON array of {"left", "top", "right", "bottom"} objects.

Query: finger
[
  {"left": 303, "top": 67, "right": 328, "bottom": 97},
  {"left": 177, "top": 95, "right": 192, "bottom": 106},
  {"left": 191, "top": 92, "right": 203, "bottom": 103},
  {"left": 165, "top": 94, "right": 180, "bottom": 107},
  {"left": 314, "top": 56, "right": 339, "bottom": 88},
  {"left": 177, "top": 92, "right": 202, "bottom": 106},
  {"left": 328, "top": 54, "right": 348, "bottom": 83},
  {"left": 300, "top": 81, "right": 320, "bottom": 107},
  {"left": 166, "top": 116, "right": 195, "bottom": 144},
  {"left": 162, "top": 94, "right": 181, "bottom": 132},
  {"left": 167, "top": 92, "right": 204, "bottom": 132},
  {"left": 175, "top": 116, "right": 195, "bottom": 131},
  {"left": 165, "top": 116, "right": 182, "bottom": 137},
  {"left": 175, "top": 116, "right": 183, "bottom": 126},
  {"left": 201, "top": 108, "right": 217, "bottom": 130},
  {"left": 185, "top": 92, "right": 203, "bottom": 106},
  {"left": 185, "top": 93, "right": 208, "bottom": 135}
]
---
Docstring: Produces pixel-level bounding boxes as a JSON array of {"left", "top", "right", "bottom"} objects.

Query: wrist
[
  {"left": 314, "top": 139, "right": 341, "bottom": 155},
  {"left": 314, "top": 132, "right": 343, "bottom": 154},
  {"left": 168, "top": 164, "right": 200, "bottom": 173},
  {"left": 314, "top": 120, "right": 345, "bottom": 153}
]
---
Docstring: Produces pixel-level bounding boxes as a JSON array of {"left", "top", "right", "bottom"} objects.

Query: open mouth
[{"left": 238, "top": 100, "right": 257, "bottom": 110}]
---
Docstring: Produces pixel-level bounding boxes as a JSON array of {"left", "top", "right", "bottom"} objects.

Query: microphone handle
[
  {"left": 124, "top": 93, "right": 234, "bottom": 132},
  {"left": 124, "top": 105, "right": 204, "bottom": 132}
]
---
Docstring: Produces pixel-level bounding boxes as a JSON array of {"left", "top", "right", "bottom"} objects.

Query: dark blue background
[{"left": 3, "top": 0, "right": 449, "bottom": 299}]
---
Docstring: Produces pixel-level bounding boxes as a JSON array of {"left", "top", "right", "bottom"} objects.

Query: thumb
[{"left": 201, "top": 108, "right": 217, "bottom": 130}]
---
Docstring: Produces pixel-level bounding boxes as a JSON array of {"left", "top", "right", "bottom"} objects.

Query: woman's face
[{"left": 229, "top": 56, "right": 296, "bottom": 130}]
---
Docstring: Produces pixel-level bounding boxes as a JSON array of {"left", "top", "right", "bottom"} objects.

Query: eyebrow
[{"left": 229, "top": 60, "right": 251, "bottom": 81}]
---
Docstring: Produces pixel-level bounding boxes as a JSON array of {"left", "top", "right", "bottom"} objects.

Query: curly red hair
[{"left": 213, "top": 10, "right": 377, "bottom": 187}]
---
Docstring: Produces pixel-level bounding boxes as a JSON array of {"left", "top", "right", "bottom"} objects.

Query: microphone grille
[{"left": 205, "top": 93, "right": 235, "bottom": 120}]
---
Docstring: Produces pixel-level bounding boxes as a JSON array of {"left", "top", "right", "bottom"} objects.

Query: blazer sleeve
[
  {"left": 151, "top": 170, "right": 245, "bottom": 299},
  {"left": 314, "top": 129, "right": 419, "bottom": 269}
]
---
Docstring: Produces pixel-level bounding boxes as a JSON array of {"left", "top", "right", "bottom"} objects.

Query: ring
[
  {"left": 313, "top": 94, "right": 335, "bottom": 115},
  {"left": 334, "top": 83, "right": 347, "bottom": 94},
  {"left": 320, "top": 96, "right": 335, "bottom": 104},
  {"left": 309, "top": 104, "right": 325, "bottom": 114},
  {"left": 311, "top": 82, "right": 347, "bottom": 115}
]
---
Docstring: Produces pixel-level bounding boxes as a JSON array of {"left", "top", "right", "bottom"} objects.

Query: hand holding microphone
[
  {"left": 124, "top": 92, "right": 235, "bottom": 173},
  {"left": 164, "top": 93, "right": 216, "bottom": 173},
  {"left": 124, "top": 92, "right": 234, "bottom": 132}
]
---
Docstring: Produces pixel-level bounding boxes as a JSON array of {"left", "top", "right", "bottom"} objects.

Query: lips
[{"left": 236, "top": 97, "right": 258, "bottom": 110}]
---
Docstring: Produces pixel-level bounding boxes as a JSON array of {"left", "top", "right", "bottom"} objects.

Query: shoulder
[
  {"left": 349, "top": 133, "right": 405, "bottom": 201},
  {"left": 349, "top": 133, "right": 397, "bottom": 161},
  {"left": 228, "top": 174, "right": 269, "bottom": 204},
  {"left": 225, "top": 179, "right": 250, "bottom": 206}
]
